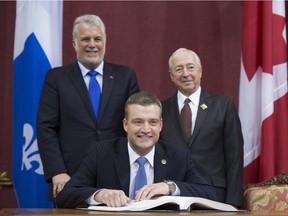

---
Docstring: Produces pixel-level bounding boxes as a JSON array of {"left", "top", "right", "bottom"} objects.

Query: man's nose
[
  {"left": 141, "top": 122, "right": 151, "bottom": 132},
  {"left": 182, "top": 68, "right": 190, "bottom": 76},
  {"left": 88, "top": 39, "right": 96, "bottom": 47}
]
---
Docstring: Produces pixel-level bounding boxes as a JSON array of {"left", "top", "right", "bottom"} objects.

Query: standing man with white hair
[
  {"left": 160, "top": 48, "right": 243, "bottom": 208},
  {"left": 37, "top": 14, "right": 139, "bottom": 201}
]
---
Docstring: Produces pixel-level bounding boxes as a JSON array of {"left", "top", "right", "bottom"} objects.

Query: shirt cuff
[
  {"left": 86, "top": 189, "right": 103, "bottom": 205},
  {"left": 173, "top": 183, "right": 180, "bottom": 196}
]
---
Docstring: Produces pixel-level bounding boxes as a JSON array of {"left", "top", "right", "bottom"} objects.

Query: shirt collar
[
  {"left": 177, "top": 86, "right": 201, "bottom": 108},
  {"left": 78, "top": 60, "right": 104, "bottom": 77},
  {"left": 128, "top": 142, "right": 155, "bottom": 167}
]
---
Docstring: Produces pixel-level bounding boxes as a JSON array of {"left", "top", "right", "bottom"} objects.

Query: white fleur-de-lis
[{"left": 21, "top": 123, "right": 44, "bottom": 175}]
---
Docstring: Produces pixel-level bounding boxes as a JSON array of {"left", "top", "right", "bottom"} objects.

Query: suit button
[{"left": 97, "top": 130, "right": 101, "bottom": 134}]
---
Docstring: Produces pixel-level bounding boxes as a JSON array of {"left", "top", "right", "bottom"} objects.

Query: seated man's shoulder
[
  {"left": 157, "top": 139, "right": 190, "bottom": 156},
  {"left": 91, "top": 137, "right": 127, "bottom": 151}
]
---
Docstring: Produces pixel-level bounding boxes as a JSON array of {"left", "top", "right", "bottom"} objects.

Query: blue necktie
[
  {"left": 88, "top": 70, "right": 101, "bottom": 119},
  {"left": 133, "top": 157, "right": 147, "bottom": 198}
]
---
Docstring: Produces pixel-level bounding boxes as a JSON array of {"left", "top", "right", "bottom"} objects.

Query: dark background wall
[{"left": 0, "top": 1, "right": 281, "bottom": 208}]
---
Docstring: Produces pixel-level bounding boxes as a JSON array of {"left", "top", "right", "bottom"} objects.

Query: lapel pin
[
  {"left": 200, "top": 103, "right": 208, "bottom": 110},
  {"left": 161, "top": 159, "right": 167, "bottom": 165},
  {"left": 109, "top": 76, "right": 114, "bottom": 79}
]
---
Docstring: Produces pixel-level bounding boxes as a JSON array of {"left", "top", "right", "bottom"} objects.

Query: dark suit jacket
[
  {"left": 56, "top": 137, "right": 218, "bottom": 208},
  {"left": 160, "top": 89, "right": 244, "bottom": 207},
  {"left": 36, "top": 61, "right": 139, "bottom": 187}
]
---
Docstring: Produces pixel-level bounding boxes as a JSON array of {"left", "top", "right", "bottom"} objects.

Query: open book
[{"left": 85, "top": 196, "right": 240, "bottom": 212}]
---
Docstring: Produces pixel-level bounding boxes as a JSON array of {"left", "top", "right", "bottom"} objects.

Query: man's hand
[
  {"left": 134, "top": 182, "right": 173, "bottom": 201},
  {"left": 94, "top": 189, "right": 131, "bottom": 207},
  {"left": 52, "top": 173, "right": 71, "bottom": 198}
]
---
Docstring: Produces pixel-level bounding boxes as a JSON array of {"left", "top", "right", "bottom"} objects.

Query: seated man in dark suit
[{"left": 56, "top": 91, "right": 218, "bottom": 208}]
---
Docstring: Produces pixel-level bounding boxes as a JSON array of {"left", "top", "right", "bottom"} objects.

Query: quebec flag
[{"left": 13, "top": 0, "right": 63, "bottom": 207}]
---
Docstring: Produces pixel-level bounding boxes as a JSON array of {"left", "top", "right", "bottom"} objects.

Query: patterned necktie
[
  {"left": 133, "top": 157, "right": 147, "bottom": 198},
  {"left": 88, "top": 71, "right": 101, "bottom": 119},
  {"left": 181, "top": 98, "right": 192, "bottom": 140}
]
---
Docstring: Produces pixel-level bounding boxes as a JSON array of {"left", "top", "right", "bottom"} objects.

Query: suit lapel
[
  {"left": 114, "top": 138, "right": 130, "bottom": 196},
  {"left": 168, "top": 94, "right": 191, "bottom": 144},
  {"left": 168, "top": 95, "right": 188, "bottom": 142},
  {"left": 154, "top": 143, "right": 169, "bottom": 182},
  {"left": 191, "top": 90, "right": 211, "bottom": 146},
  {"left": 68, "top": 62, "right": 96, "bottom": 121},
  {"left": 98, "top": 62, "right": 114, "bottom": 124}
]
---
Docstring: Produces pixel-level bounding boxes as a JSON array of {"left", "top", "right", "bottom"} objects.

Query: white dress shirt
[
  {"left": 128, "top": 143, "right": 155, "bottom": 198},
  {"left": 86, "top": 142, "right": 180, "bottom": 205},
  {"left": 78, "top": 60, "right": 104, "bottom": 92}
]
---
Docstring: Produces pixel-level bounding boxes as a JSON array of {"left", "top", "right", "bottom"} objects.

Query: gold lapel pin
[
  {"left": 200, "top": 103, "right": 208, "bottom": 110},
  {"left": 161, "top": 159, "right": 167, "bottom": 165}
]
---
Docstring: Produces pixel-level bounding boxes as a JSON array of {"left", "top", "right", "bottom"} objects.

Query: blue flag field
[{"left": 13, "top": 1, "right": 62, "bottom": 208}]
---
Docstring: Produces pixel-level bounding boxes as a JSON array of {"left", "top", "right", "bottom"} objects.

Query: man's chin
[
  {"left": 82, "top": 59, "right": 102, "bottom": 68},
  {"left": 137, "top": 139, "right": 155, "bottom": 148}
]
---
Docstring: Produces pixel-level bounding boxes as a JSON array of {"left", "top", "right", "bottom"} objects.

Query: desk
[{"left": 1, "top": 209, "right": 288, "bottom": 216}]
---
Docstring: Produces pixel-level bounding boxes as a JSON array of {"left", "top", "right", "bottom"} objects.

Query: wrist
[{"left": 163, "top": 180, "right": 175, "bottom": 195}]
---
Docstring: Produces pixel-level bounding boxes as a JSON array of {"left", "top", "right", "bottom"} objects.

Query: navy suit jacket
[
  {"left": 56, "top": 137, "right": 218, "bottom": 208},
  {"left": 160, "top": 89, "right": 244, "bottom": 207},
  {"left": 37, "top": 61, "right": 139, "bottom": 185}
]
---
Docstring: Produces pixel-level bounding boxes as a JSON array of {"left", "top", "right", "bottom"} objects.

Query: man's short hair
[
  {"left": 124, "top": 91, "right": 162, "bottom": 118},
  {"left": 72, "top": 14, "right": 106, "bottom": 40},
  {"left": 168, "top": 48, "right": 202, "bottom": 71}
]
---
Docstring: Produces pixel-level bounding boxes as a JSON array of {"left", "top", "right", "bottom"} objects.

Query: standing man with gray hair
[
  {"left": 37, "top": 14, "right": 139, "bottom": 200},
  {"left": 160, "top": 48, "right": 243, "bottom": 208}
]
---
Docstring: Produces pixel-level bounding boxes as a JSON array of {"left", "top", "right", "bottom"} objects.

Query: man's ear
[
  {"left": 123, "top": 118, "right": 128, "bottom": 132},
  {"left": 159, "top": 118, "right": 163, "bottom": 132},
  {"left": 170, "top": 72, "right": 175, "bottom": 82},
  {"left": 72, "top": 40, "right": 76, "bottom": 50}
]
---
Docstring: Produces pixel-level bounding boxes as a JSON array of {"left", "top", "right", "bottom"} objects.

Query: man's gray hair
[
  {"left": 72, "top": 14, "right": 106, "bottom": 40},
  {"left": 168, "top": 48, "right": 202, "bottom": 71}
]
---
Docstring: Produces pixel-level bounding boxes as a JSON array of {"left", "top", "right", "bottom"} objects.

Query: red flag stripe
[{"left": 240, "top": 0, "right": 288, "bottom": 185}]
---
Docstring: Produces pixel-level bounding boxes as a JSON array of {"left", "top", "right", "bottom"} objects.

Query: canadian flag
[{"left": 239, "top": 0, "right": 288, "bottom": 184}]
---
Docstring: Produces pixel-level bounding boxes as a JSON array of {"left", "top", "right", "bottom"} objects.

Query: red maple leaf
[{"left": 242, "top": 1, "right": 287, "bottom": 81}]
